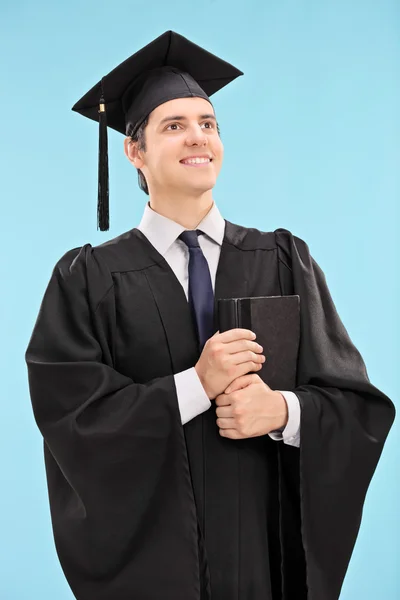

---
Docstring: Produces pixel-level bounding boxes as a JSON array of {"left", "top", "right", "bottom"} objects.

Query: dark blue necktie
[
  {"left": 178, "top": 229, "right": 215, "bottom": 351},
  {"left": 179, "top": 229, "right": 214, "bottom": 598}
]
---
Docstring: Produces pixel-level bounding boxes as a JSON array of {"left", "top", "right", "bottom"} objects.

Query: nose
[{"left": 185, "top": 123, "right": 207, "bottom": 146}]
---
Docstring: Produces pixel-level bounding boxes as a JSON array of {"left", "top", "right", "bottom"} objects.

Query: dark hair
[
  {"left": 129, "top": 114, "right": 221, "bottom": 196},
  {"left": 129, "top": 116, "right": 150, "bottom": 195}
]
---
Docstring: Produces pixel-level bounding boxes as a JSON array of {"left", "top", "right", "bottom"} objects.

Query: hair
[
  {"left": 129, "top": 112, "right": 221, "bottom": 196},
  {"left": 129, "top": 116, "right": 150, "bottom": 195}
]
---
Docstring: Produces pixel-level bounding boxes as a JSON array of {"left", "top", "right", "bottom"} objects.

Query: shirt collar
[{"left": 137, "top": 201, "right": 226, "bottom": 257}]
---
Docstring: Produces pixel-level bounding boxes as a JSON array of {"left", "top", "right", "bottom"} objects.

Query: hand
[
  {"left": 195, "top": 329, "right": 265, "bottom": 400},
  {"left": 214, "top": 374, "right": 288, "bottom": 439}
]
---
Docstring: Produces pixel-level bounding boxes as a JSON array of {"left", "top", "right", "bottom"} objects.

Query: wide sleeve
[
  {"left": 24, "top": 244, "right": 200, "bottom": 600},
  {"left": 275, "top": 228, "right": 396, "bottom": 600}
]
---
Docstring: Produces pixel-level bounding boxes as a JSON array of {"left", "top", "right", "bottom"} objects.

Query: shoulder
[
  {"left": 274, "top": 227, "right": 311, "bottom": 260},
  {"left": 53, "top": 244, "right": 92, "bottom": 280},
  {"left": 225, "top": 221, "right": 310, "bottom": 258},
  {"left": 52, "top": 242, "right": 113, "bottom": 308},
  {"left": 54, "top": 226, "right": 152, "bottom": 280}
]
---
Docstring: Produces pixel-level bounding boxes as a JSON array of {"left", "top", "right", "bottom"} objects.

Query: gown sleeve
[
  {"left": 25, "top": 244, "right": 200, "bottom": 600},
  {"left": 275, "top": 228, "right": 396, "bottom": 600}
]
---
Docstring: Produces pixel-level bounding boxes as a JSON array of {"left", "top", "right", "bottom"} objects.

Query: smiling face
[{"left": 125, "top": 96, "right": 224, "bottom": 198}]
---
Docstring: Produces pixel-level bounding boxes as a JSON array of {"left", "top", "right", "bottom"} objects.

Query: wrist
[
  {"left": 195, "top": 364, "right": 212, "bottom": 400},
  {"left": 274, "top": 391, "right": 288, "bottom": 430}
]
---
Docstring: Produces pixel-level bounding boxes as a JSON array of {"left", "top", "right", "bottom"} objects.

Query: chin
[
  {"left": 190, "top": 184, "right": 216, "bottom": 196},
  {"left": 189, "top": 176, "right": 217, "bottom": 194},
  {"left": 168, "top": 180, "right": 214, "bottom": 196}
]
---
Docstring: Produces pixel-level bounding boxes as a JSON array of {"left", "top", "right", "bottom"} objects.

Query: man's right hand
[{"left": 194, "top": 329, "right": 265, "bottom": 400}]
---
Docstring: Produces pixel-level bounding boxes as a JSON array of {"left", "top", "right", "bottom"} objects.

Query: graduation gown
[{"left": 25, "top": 222, "right": 395, "bottom": 600}]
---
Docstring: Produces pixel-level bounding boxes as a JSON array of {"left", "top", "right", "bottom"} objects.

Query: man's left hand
[{"left": 215, "top": 374, "right": 288, "bottom": 440}]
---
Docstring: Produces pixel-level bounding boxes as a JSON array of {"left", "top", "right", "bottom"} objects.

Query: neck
[{"left": 148, "top": 188, "right": 214, "bottom": 229}]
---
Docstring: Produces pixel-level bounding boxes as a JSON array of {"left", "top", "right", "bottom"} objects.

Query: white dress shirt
[{"left": 137, "top": 201, "right": 300, "bottom": 447}]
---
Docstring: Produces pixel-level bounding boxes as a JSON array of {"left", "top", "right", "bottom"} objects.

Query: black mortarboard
[{"left": 72, "top": 30, "right": 243, "bottom": 231}]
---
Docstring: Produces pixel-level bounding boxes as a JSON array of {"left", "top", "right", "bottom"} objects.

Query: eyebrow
[{"left": 159, "top": 114, "right": 217, "bottom": 126}]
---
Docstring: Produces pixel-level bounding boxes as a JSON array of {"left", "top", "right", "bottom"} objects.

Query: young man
[{"left": 25, "top": 31, "right": 395, "bottom": 600}]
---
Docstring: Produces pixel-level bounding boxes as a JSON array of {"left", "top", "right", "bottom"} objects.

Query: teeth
[{"left": 182, "top": 157, "right": 210, "bottom": 164}]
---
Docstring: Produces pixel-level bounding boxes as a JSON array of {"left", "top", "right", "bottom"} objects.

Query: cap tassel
[{"left": 98, "top": 84, "right": 109, "bottom": 231}]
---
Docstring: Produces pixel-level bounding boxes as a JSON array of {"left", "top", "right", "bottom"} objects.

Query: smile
[{"left": 180, "top": 157, "right": 213, "bottom": 167}]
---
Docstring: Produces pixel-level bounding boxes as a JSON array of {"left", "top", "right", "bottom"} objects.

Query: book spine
[
  {"left": 218, "top": 299, "right": 239, "bottom": 332},
  {"left": 238, "top": 298, "right": 252, "bottom": 330}
]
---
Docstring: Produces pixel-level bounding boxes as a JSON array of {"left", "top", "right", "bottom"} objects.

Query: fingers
[
  {"left": 219, "top": 429, "right": 240, "bottom": 439},
  {"left": 223, "top": 340, "right": 265, "bottom": 370},
  {"left": 216, "top": 329, "right": 257, "bottom": 343},
  {"left": 225, "top": 374, "right": 260, "bottom": 394},
  {"left": 215, "top": 394, "right": 231, "bottom": 406},
  {"left": 230, "top": 350, "right": 265, "bottom": 367},
  {"left": 216, "top": 417, "right": 235, "bottom": 429},
  {"left": 234, "top": 360, "right": 264, "bottom": 378},
  {"left": 225, "top": 339, "right": 263, "bottom": 356},
  {"left": 215, "top": 405, "right": 233, "bottom": 418}
]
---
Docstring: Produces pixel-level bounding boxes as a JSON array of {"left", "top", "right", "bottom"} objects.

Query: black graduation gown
[{"left": 25, "top": 222, "right": 395, "bottom": 600}]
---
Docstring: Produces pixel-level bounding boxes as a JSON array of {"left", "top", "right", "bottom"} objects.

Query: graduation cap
[{"left": 72, "top": 30, "right": 243, "bottom": 231}]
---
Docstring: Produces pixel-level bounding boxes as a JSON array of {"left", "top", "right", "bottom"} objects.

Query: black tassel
[{"left": 98, "top": 80, "right": 109, "bottom": 231}]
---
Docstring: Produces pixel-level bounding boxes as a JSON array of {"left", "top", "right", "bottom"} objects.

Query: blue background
[{"left": 1, "top": 1, "right": 398, "bottom": 598}]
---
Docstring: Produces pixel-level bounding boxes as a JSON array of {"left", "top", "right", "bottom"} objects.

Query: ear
[{"left": 124, "top": 137, "right": 144, "bottom": 169}]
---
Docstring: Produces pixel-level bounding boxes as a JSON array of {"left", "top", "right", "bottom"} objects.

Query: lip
[
  {"left": 180, "top": 154, "right": 212, "bottom": 162},
  {"left": 180, "top": 161, "right": 212, "bottom": 168},
  {"left": 179, "top": 155, "right": 213, "bottom": 167}
]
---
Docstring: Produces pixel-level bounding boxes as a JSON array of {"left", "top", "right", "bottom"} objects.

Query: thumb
[{"left": 225, "top": 374, "right": 259, "bottom": 394}]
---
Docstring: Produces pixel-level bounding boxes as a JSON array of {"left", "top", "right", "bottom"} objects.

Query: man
[{"left": 25, "top": 31, "right": 395, "bottom": 600}]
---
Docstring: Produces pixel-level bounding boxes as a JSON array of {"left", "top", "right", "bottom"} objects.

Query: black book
[{"left": 217, "top": 296, "right": 301, "bottom": 389}]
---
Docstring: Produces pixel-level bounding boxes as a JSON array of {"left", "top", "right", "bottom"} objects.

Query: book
[{"left": 217, "top": 296, "right": 301, "bottom": 389}]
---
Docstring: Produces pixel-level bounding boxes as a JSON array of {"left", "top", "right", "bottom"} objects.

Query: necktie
[
  {"left": 179, "top": 229, "right": 213, "bottom": 599},
  {"left": 178, "top": 229, "right": 215, "bottom": 350}
]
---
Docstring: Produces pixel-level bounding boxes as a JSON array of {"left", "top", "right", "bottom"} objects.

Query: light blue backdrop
[{"left": 1, "top": 1, "right": 398, "bottom": 598}]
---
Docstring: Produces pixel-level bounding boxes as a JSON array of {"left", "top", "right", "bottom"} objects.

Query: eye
[
  {"left": 165, "top": 120, "right": 216, "bottom": 131},
  {"left": 166, "top": 123, "right": 182, "bottom": 131},
  {"left": 201, "top": 121, "right": 215, "bottom": 129}
]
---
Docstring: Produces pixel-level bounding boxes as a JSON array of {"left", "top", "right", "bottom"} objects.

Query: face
[{"left": 126, "top": 97, "right": 224, "bottom": 196}]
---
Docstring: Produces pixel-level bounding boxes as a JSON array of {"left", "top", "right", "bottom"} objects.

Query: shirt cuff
[
  {"left": 174, "top": 368, "right": 212, "bottom": 425},
  {"left": 268, "top": 391, "right": 301, "bottom": 448}
]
